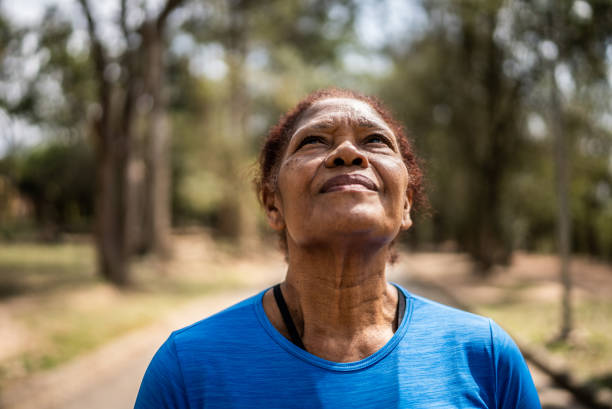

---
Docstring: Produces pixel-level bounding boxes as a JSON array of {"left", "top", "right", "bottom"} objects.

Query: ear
[
  {"left": 263, "top": 189, "right": 285, "bottom": 232},
  {"left": 400, "top": 192, "right": 413, "bottom": 231}
]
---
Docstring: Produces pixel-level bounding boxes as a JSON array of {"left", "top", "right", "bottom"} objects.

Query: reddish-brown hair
[{"left": 255, "top": 88, "right": 427, "bottom": 257}]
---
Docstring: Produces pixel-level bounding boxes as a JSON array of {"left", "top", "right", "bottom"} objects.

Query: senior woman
[{"left": 135, "top": 89, "right": 541, "bottom": 408}]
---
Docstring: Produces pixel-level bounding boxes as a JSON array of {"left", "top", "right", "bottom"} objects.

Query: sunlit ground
[
  {"left": 399, "top": 251, "right": 612, "bottom": 390},
  {"left": 1, "top": 237, "right": 611, "bottom": 393},
  {"left": 481, "top": 300, "right": 612, "bottom": 388},
  {"left": 0, "top": 234, "right": 284, "bottom": 388}
]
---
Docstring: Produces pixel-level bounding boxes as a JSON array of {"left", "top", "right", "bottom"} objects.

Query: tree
[
  {"left": 509, "top": 0, "right": 611, "bottom": 339},
  {"left": 378, "top": 0, "right": 612, "bottom": 276},
  {"left": 76, "top": 0, "right": 184, "bottom": 284},
  {"left": 379, "top": 0, "right": 529, "bottom": 273},
  {"left": 176, "top": 0, "right": 357, "bottom": 244}
]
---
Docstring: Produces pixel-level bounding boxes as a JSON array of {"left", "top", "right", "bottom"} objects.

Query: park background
[{"left": 0, "top": 0, "right": 611, "bottom": 408}]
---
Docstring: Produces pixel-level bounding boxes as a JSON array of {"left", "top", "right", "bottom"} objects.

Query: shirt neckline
[{"left": 253, "top": 282, "right": 413, "bottom": 372}]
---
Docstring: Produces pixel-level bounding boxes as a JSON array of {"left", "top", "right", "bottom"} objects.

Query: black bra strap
[
  {"left": 273, "top": 283, "right": 406, "bottom": 351},
  {"left": 273, "top": 284, "right": 306, "bottom": 350},
  {"left": 396, "top": 287, "right": 406, "bottom": 327}
]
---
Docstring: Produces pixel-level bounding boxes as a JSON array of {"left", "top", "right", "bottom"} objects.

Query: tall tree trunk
[
  {"left": 80, "top": 0, "right": 183, "bottom": 284},
  {"left": 79, "top": 0, "right": 132, "bottom": 286},
  {"left": 217, "top": 1, "right": 257, "bottom": 246},
  {"left": 94, "top": 91, "right": 132, "bottom": 286},
  {"left": 547, "top": 3, "right": 573, "bottom": 342},
  {"left": 463, "top": 10, "right": 513, "bottom": 274},
  {"left": 550, "top": 57, "right": 572, "bottom": 342},
  {"left": 141, "top": 21, "right": 171, "bottom": 257}
]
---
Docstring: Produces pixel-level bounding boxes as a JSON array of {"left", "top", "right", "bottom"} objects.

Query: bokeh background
[{"left": 0, "top": 0, "right": 611, "bottom": 408}]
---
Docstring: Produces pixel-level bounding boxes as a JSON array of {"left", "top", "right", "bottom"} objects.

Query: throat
[{"left": 271, "top": 283, "right": 406, "bottom": 360}]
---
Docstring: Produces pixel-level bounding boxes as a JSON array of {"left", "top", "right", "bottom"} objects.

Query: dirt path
[
  {"left": 0, "top": 287, "right": 266, "bottom": 409},
  {"left": 1, "top": 251, "right": 595, "bottom": 409}
]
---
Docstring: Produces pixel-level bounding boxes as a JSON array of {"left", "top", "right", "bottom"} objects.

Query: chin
[{"left": 317, "top": 209, "right": 398, "bottom": 241}]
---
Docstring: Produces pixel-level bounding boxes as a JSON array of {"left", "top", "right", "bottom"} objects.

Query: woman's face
[{"left": 265, "top": 97, "right": 412, "bottom": 249}]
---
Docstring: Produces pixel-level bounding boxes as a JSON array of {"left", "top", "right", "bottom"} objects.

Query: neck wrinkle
[{"left": 282, "top": 242, "right": 397, "bottom": 340}]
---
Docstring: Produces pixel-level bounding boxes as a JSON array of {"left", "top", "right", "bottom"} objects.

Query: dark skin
[{"left": 262, "top": 98, "right": 413, "bottom": 362}]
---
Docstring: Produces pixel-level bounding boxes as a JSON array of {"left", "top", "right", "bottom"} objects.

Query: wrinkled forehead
[{"left": 293, "top": 97, "right": 392, "bottom": 134}]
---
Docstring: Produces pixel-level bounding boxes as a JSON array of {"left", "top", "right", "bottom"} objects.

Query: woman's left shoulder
[{"left": 401, "top": 287, "right": 495, "bottom": 336}]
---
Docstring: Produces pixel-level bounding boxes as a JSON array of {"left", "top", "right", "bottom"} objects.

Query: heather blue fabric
[{"left": 135, "top": 285, "right": 541, "bottom": 408}]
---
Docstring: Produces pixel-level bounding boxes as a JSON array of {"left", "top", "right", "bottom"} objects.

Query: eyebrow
[{"left": 356, "top": 118, "right": 381, "bottom": 129}]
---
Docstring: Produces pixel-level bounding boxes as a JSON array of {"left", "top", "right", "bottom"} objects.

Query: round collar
[{"left": 253, "top": 283, "right": 413, "bottom": 372}]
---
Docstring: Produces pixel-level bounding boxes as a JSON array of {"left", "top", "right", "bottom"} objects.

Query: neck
[{"left": 279, "top": 240, "right": 399, "bottom": 361}]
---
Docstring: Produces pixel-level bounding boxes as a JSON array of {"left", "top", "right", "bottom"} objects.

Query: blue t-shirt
[{"left": 135, "top": 285, "right": 541, "bottom": 408}]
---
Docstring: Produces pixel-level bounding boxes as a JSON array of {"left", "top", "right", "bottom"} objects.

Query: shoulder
[
  {"left": 402, "top": 289, "right": 522, "bottom": 357},
  {"left": 397, "top": 286, "right": 541, "bottom": 408},
  {"left": 135, "top": 290, "right": 270, "bottom": 408},
  {"left": 402, "top": 288, "right": 494, "bottom": 342},
  {"left": 402, "top": 287, "right": 525, "bottom": 357}
]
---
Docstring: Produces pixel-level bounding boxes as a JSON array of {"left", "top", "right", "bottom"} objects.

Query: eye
[
  {"left": 364, "top": 133, "right": 393, "bottom": 148},
  {"left": 296, "top": 135, "right": 326, "bottom": 151}
]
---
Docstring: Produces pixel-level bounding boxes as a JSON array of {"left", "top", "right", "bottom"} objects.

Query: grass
[
  {"left": 3, "top": 242, "right": 611, "bottom": 393},
  {"left": 0, "top": 241, "right": 97, "bottom": 297},
  {"left": 16, "top": 291, "right": 187, "bottom": 373},
  {"left": 478, "top": 298, "right": 612, "bottom": 388},
  {"left": 0, "top": 239, "right": 258, "bottom": 387}
]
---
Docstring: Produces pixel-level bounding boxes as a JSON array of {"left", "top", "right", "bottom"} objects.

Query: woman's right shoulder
[{"left": 170, "top": 289, "right": 266, "bottom": 350}]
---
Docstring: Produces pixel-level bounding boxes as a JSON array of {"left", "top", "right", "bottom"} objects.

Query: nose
[{"left": 324, "top": 141, "right": 368, "bottom": 168}]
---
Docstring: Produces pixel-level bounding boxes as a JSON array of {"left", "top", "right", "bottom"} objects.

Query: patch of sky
[
  {"left": 571, "top": 0, "right": 592, "bottom": 21},
  {"left": 527, "top": 113, "right": 547, "bottom": 141},
  {"left": 188, "top": 43, "right": 227, "bottom": 81},
  {"left": 246, "top": 48, "right": 270, "bottom": 71},
  {"left": 539, "top": 40, "right": 558, "bottom": 61},
  {"left": 355, "top": 0, "right": 428, "bottom": 51},
  {"left": 171, "top": 32, "right": 197, "bottom": 56},
  {"left": 341, "top": 47, "right": 391, "bottom": 77},
  {"left": 0, "top": 109, "right": 44, "bottom": 158},
  {"left": 555, "top": 64, "right": 575, "bottom": 98},
  {"left": 66, "top": 29, "right": 90, "bottom": 57},
  {"left": 323, "top": 3, "right": 351, "bottom": 39}
]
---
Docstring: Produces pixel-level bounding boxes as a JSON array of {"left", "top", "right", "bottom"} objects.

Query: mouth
[{"left": 320, "top": 174, "right": 378, "bottom": 193}]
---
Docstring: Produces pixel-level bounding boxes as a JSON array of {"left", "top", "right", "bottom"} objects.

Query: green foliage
[
  {"left": 14, "top": 140, "right": 94, "bottom": 235},
  {"left": 379, "top": 0, "right": 612, "bottom": 263},
  {"left": 168, "top": 0, "right": 359, "bottom": 234},
  {"left": 1, "top": 0, "right": 610, "bottom": 263}
]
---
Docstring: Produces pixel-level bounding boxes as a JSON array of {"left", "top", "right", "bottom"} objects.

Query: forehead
[{"left": 294, "top": 98, "right": 390, "bottom": 131}]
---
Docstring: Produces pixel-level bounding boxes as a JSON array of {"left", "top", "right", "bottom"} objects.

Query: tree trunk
[
  {"left": 94, "top": 94, "right": 131, "bottom": 286},
  {"left": 141, "top": 22, "right": 172, "bottom": 257},
  {"left": 126, "top": 21, "right": 172, "bottom": 258},
  {"left": 463, "top": 10, "right": 513, "bottom": 274},
  {"left": 546, "top": 3, "right": 573, "bottom": 342},
  {"left": 217, "top": 2, "right": 258, "bottom": 247},
  {"left": 550, "top": 60, "right": 573, "bottom": 341},
  {"left": 79, "top": 0, "right": 182, "bottom": 284}
]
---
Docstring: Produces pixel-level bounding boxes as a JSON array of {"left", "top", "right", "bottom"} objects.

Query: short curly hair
[{"left": 254, "top": 88, "right": 426, "bottom": 259}]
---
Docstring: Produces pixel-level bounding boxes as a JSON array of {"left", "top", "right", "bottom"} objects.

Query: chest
[{"left": 182, "top": 353, "right": 493, "bottom": 409}]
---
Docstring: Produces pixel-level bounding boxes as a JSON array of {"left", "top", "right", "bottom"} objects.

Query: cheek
[
  {"left": 378, "top": 158, "right": 410, "bottom": 195},
  {"left": 277, "top": 157, "right": 319, "bottom": 194}
]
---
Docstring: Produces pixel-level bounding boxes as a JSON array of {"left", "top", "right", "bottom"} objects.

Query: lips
[{"left": 320, "top": 174, "right": 378, "bottom": 193}]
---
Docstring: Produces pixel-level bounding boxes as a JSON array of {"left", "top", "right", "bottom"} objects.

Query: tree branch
[
  {"left": 119, "top": 0, "right": 138, "bottom": 85},
  {"left": 156, "top": 0, "right": 185, "bottom": 31},
  {"left": 76, "top": 0, "right": 107, "bottom": 85},
  {"left": 119, "top": 0, "right": 130, "bottom": 42}
]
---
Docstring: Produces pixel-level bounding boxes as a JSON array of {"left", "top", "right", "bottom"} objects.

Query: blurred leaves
[{"left": 0, "top": 0, "right": 611, "bottom": 264}]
